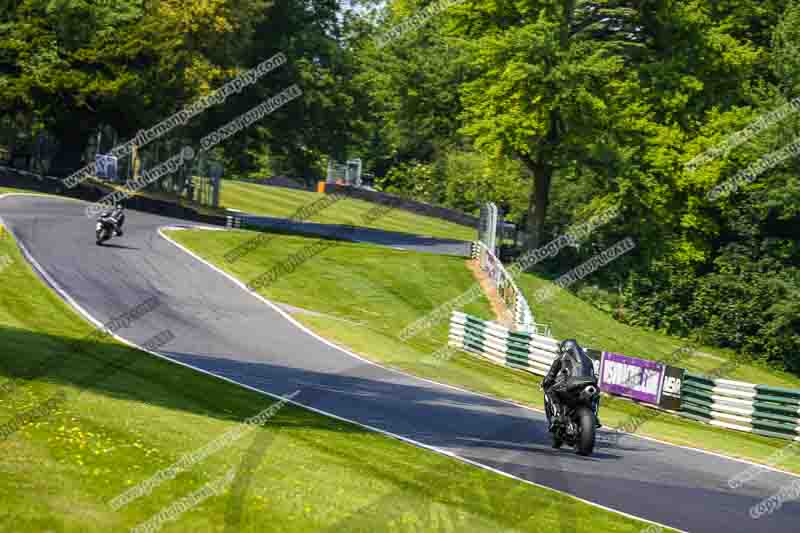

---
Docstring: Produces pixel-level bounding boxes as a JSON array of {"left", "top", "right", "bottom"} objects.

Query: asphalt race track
[
  {"left": 226, "top": 212, "right": 473, "bottom": 257},
  {"left": 2, "top": 194, "right": 799, "bottom": 533}
]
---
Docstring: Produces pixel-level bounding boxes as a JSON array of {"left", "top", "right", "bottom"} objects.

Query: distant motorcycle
[
  {"left": 95, "top": 204, "right": 125, "bottom": 246},
  {"left": 95, "top": 214, "right": 118, "bottom": 245},
  {"left": 544, "top": 378, "right": 600, "bottom": 456}
]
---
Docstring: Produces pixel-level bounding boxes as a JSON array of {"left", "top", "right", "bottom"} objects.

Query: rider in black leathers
[
  {"left": 99, "top": 204, "right": 125, "bottom": 236},
  {"left": 542, "top": 339, "right": 602, "bottom": 429}
]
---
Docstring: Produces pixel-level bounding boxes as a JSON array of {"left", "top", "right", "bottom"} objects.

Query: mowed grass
[
  {"left": 0, "top": 225, "right": 651, "bottom": 532},
  {"left": 220, "top": 180, "right": 477, "bottom": 242},
  {"left": 169, "top": 227, "right": 800, "bottom": 476}
]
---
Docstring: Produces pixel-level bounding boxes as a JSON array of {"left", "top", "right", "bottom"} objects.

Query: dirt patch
[{"left": 466, "top": 259, "right": 515, "bottom": 328}]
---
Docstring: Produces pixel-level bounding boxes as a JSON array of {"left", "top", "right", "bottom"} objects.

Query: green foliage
[
  {"left": 376, "top": 159, "right": 441, "bottom": 202},
  {"left": 2, "top": 0, "right": 799, "bottom": 373}
]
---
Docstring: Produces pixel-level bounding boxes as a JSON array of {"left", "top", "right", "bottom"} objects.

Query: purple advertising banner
[{"left": 599, "top": 352, "right": 665, "bottom": 405}]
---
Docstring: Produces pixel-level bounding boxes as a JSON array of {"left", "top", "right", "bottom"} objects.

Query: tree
[{"left": 451, "top": 1, "right": 644, "bottom": 248}]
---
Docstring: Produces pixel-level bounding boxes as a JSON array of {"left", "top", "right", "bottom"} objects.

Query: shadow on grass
[{"left": 0, "top": 324, "right": 363, "bottom": 434}]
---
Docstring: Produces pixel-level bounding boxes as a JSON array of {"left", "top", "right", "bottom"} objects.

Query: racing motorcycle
[
  {"left": 543, "top": 378, "right": 600, "bottom": 456},
  {"left": 95, "top": 213, "right": 119, "bottom": 245}
]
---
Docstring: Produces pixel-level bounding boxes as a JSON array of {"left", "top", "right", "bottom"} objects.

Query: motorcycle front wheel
[{"left": 575, "top": 406, "right": 596, "bottom": 456}]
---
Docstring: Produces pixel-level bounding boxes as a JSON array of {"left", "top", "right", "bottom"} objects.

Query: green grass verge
[
  {"left": 220, "top": 180, "right": 477, "bottom": 242},
  {"left": 168, "top": 227, "right": 800, "bottom": 476},
  {"left": 0, "top": 218, "right": 651, "bottom": 531},
  {"left": 0, "top": 186, "right": 43, "bottom": 196}
]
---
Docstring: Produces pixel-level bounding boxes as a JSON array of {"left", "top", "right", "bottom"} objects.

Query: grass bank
[
  {"left": 220, "top": 180, "right": 476, "bottom": 242},
  {"left": 0, "top": 199, "right": 647, "bottom": 531},
  {"left": 168, "top": 227, "right": 800, "bottom": 476}
]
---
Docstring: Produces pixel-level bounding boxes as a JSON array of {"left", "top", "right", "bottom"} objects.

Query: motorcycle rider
[
  {"left": 99, "top": 203, "right": 125, "bottom": 236},
  {"left": 542, "top": 339, "right": 602, "bottom": 430}
]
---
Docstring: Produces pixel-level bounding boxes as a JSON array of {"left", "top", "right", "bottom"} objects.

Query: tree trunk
[
  {"left": 48, "top": 119, "right": 93, "bottom": 178},
  {"left": 524, "top": 159, "right": 554, "bottom": 250}
]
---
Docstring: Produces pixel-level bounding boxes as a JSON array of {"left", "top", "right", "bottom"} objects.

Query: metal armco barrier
[
  {"left": 680, "top": 374, "right": 800, "bottom": 441},
  {"left": 226, "top": 215, "right": 242, "bottom": 229},
  {"left": 472, "top": 241, "right": 535, "bottom": 332}
]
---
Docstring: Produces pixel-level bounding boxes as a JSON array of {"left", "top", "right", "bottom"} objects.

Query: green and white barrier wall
[
  {"left": 680, "top": 374, "right": 800, "bottom": 442},
  {"left": 448, "top": 311, "right": 561, "bottom": 377},
  {"left": 448, "top": 311, "right": 800, "bottom": 441}
]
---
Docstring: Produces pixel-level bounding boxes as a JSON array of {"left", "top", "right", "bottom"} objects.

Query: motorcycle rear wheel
[
  {"left": 544, "top": 395, "right": 563, "bottom": 448},
  {"left": 575, "top": 406, "right": 596, "bottom": 456}
]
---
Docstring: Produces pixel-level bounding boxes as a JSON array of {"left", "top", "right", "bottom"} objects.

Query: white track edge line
[
  {"left": 0, "top": 194, "right": 679, "bottom": 531},
  {"left": 2, "top": 191, "right": 798, "bottom": 481},
  {"left": 1, "top": 192, "right": 790, "bottom": 525},
  {"left": 157, "top": 222, "right": 800, "bottom": 482},
  {"left": 154, "top": 225, "right": 681, "bottom": 529}
]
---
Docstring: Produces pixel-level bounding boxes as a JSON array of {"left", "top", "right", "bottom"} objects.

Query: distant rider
[
  {"left": 99, "top": 203, "right": 125, "bottom": 236},
  {"left": 542, "top": 339, "right": 602, "bottom": 429}
]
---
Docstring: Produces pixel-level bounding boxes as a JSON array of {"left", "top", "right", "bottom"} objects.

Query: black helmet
[{"left": 559, "top": 339, "right": 581, "bottom": 355}]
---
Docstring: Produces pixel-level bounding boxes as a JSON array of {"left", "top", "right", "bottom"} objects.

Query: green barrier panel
[
  {"left": 507, "top": 344, "right": 534, "bottom": 359},
  {"left": 751, "top": 410, "right": 800, "bottom": 425},
  {"left": 684, "top": 373, "right": 717, "bottom": 387},
  {"left": 756, "top": 384, "right": 800, "bottom": 400},
  {"left": 754, "top": 391, "right": 800, "bottom": 407},
  {"left": 753, "top": 400, "right": 800, "bottom": 417},
  {"left": 507, "top": 337, "right": 533, "bottom": 350},
  {"left": 681, "top": 394, "right": 714, "bottom": 409},
  {"left": 682, "top": 379, "right": 716, "bottom": 394},
  {"left": 751, "top": 422, "right": 798, "bottom": 438},
  {"left": 681, "top": 384, "right": 715, "bottom": 400},
  {"left": 505, "top": 352, "right": 530, "bottom": 367},
  {"left": 749, "top": 416, "right": 798, "bottom": 434}
]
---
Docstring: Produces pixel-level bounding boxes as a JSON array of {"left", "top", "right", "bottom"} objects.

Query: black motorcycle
[
  {"left": 543, "top": 378, "right": 600, "bottom": 456},
  {"left": 95, "top": 215, "right": 118, "bottom": 245}
]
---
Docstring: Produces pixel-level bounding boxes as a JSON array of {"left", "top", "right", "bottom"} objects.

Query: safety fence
[
  {"left": 447, "top": 312, "right": 800, "bottom": 441},
  {"left": 680, "top": 374, "right": 800, "bottom": 442},
  {"left": 471, "top": 241, "right": 535, "bottom": 332},
  {"left": 449, "top": 311, "right": 555, "bottom": 376}
]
